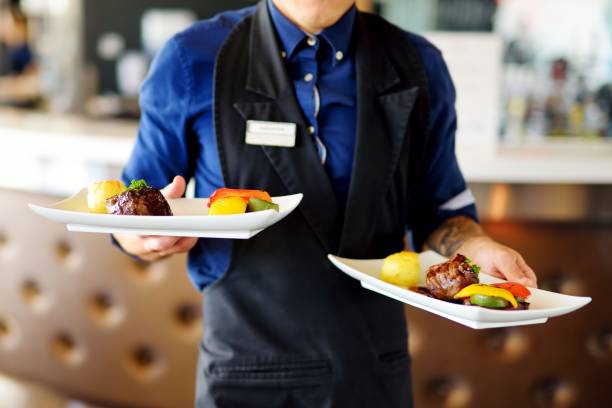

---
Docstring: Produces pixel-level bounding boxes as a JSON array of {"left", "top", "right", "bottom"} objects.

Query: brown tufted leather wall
[
  {"left": 0, "top": 188, "right": 202, "bottom": 408},
  {"left": 1, "top": 188, "right": 611, "bottom": 407}
]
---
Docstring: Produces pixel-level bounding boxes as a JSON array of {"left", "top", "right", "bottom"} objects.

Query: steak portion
[
  {"left": 106, "top": 187, "right": 172, "bottom": 216},
  {"left": 425, "top": 254, "right": 479, "bottom": 300}
]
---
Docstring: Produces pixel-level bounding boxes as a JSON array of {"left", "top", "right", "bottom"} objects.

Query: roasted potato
[
  {"left": 380, "top": 251, "right": 421, "bottom": 287},
  {"left": 87, "top": 180, "right": 126, "bottom": 213}
]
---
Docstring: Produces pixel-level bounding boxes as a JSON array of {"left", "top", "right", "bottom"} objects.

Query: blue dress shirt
[
  {"left": 119, "top": 4, "right": 477, "bottom": 290},
  {"left": 268, "top": 0, "right": 357, "bottom": 204},
  {"left": 7, "top": 44, "right": 33, "bottom": 74}
]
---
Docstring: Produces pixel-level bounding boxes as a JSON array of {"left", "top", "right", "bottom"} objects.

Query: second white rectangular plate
[{"left": 328, "top": 251, "right": 591, "bottom": 329}]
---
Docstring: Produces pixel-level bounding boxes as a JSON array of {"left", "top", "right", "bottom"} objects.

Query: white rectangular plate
[
  {"left": 328, "top": 251, "right": 591, "bottom": 329},
  {"left": 29, "top": 189, "right": 303, "bottom": 239}
]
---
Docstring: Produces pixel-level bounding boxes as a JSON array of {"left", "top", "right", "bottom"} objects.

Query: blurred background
[{"left": 0, "top": 0, "right": 610, "bottom": 407}]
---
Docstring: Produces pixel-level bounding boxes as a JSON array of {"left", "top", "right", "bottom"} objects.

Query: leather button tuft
[
  {"left": 52, "top": 332, "right": 85, "bottom": 366},
  {"left": 0, "top": 315, "right": 19, "bottom": 349},
  {"left": 20, "top": 279, "right": 50, "bottom": 312},
  {"left": 87, "top": 291, "right": 124, "bottom": 327},
  {"left": 482, "top": 328, "right": 529, "bottom": 360},
  {"left": 125, "top": 344, "right": 166, "bottom": 381},
  {"left": 587, "top": 328, "right": 612, "bottom": 359},
  {"left": 532, "top": 378, "right": 576, "bottom": 407},
  {"left": 425, "top": 377, "right": 472, "bottom": 408}
]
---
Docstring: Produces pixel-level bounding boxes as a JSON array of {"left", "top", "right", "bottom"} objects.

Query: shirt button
[
  {"left": 336, "top": 50, "right": 344, "bottom": 61},
  {"left": 307, "top": 37, "right": 317, "bottom": 47},
  {"left": 308, "top": 126, "right": 315, "bottom": 135},
  {"left": 304, "top": 73, "right": 314, "bottom": 82},
  {"left": 281, "top": 51, "right": 287, "bottom": 59}
]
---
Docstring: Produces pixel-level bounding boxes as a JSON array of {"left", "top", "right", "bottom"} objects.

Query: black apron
[{"left": 196, "top": 2, "right": 431, "bottom": 406}]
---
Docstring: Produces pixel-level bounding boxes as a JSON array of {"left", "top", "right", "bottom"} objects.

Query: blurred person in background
[
  {"left": 0, "top": 5, "right": 39, "bottom": 107},
  {"left": 596, "top": 83, "right": 612, "bottom": 137}
]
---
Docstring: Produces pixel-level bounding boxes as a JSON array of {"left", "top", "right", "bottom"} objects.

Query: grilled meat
[
  {"left": 425, "top": 254, "right": 479, "bottom": 300},
  {"left": 106, "top": 187, "right": 172, "bottom": 216}
]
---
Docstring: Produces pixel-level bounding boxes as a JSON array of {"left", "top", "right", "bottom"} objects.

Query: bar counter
[
  {"left": 0, "top": 109, "right": 136, "bottom": 194},
  {"left": 2, "top": 108, "right": 612, "bottom": 196}
]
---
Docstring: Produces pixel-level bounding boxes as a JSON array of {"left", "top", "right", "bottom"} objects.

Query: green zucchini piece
[
  {"left": 247, "top": 197, "right": 279, "bottom": 212},
  {"left": 469, "top": 294, "right": 509, "bottom": 309}
]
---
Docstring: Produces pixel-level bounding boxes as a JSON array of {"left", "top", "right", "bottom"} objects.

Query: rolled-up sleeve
[
  {"left": 121, "top": 36, "right": 197, "bottom": 189},
  {"left": 407, "top": 44, "right": 478, "bottom": 250}
]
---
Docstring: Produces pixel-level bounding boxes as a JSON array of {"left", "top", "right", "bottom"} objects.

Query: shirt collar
[
  {"left": 318, "top": 5, "right": 356, "bottom": 58},
  {"left": 267, "top": 0, "right": 356, "bottom": 60}
]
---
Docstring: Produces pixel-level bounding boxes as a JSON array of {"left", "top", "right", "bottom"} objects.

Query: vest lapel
[
  {"left": 338, "top": 12, "right": 421, "bottom": 256},
  {"left": 230, "top": 2, "right": 339, "bottom": 252}
]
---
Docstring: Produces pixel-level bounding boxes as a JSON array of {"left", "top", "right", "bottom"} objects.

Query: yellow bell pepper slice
[
  {"left": 453, "top": 284, "right": 518, "bottom": 308},
  {"left": 208, "top": 197, "right": 248, "bottom": 215}
]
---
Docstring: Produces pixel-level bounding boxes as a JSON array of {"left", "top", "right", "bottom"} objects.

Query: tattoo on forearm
[{"left": 424, "top": 216, "right": 485, "bottom": 257}]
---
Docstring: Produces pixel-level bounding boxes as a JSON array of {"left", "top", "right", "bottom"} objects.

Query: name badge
[{"left": 245, "top": 120, "right": 296, "bottom": 148}]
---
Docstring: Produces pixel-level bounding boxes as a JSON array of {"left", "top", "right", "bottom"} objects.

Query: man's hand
[
  {"left": 112, "top": 176, "right": 198, "bottom": 262},
  {"left": 424, "top": 216, "right": 537, "bottom": 288},
  {"left": 456, "top": 236, "right": 537, "bottom": 288}
]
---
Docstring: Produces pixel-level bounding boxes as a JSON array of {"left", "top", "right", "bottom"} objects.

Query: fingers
[
  {"left": 114, "top": 232, "right": 197, "bottom": 262},
  {"left": 486, "top": 267, "right": 505, "bottom": 280},
  {"left": 141, "top": 236, "right": 198, "bottom": 259},
  {"left": 161, "top": 175, "right": 187, "bottom": 199},
  {"left": 461, "top": 238, "right": 539, "bottom": 288},
  {"left": 142, "top": 236, "right": 182, "bottom": 252},
  {"left": 495, "top": 252, "right": 537, "bottom": 288},
  {"left": 156, "top": 237, "right": 198, "bottom": 258},
  {"left": 517, "top": 256, "right": 538, "bottom": 288}
]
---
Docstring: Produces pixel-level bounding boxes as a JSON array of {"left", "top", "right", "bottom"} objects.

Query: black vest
[{"left": 197, "top": 2, "right": 431, "bottom": 406}]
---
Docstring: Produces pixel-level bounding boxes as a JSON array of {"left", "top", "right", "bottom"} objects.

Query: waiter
[{"left": 113, "top": 0, "right": 537, "bottom": 406}]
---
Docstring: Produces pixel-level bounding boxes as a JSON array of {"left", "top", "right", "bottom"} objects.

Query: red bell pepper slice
[
  {"left": 208, "top": 188, "right": 272, "bottom": 207},
  {"left": 491, "top": 282, "right": 531, "bottom": 299}
]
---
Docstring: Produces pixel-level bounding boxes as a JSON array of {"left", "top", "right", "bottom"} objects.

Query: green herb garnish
[
  {"left": 471, "top": 263, "right": 481, "bottom": 275},
  {"left": 128, "top": 179, "right": 149, "bottom": 190},
  {"left": 463, "top": 256, "right": 481, "bottom": 276}
]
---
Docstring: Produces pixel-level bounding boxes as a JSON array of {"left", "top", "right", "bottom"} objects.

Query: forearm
[{"left": 423, "top": 215, "right": 488, "bottom": 257}]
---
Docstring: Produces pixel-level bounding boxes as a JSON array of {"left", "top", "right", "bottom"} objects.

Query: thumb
[{"left": 161, "top": 175, "right": 186, "bottom": 199}]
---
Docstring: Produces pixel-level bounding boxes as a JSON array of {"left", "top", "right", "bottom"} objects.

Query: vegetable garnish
[
  {"left": 208, "top": 188, "right": 273, "bottom": 208},
  {"left": 453, "top": 284, "right": 518, "bottom": 308},
  {"left": 463, "top": 257, "right": 481, "bottom": 276},
  {"left": 469, "top": 293, "right": 509, "bottom": 309},
  {"left": 491, "top": 282, "right": 531, "bottom": 299},
  {"left": 247, "top": 197, "right": 279, "bottom": 212},
  {"left": 208, "top": 197, "right": 248, "bottom": 215},
  {"left": 128, "top": 179, "right": 149, "bottom": 191}
]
